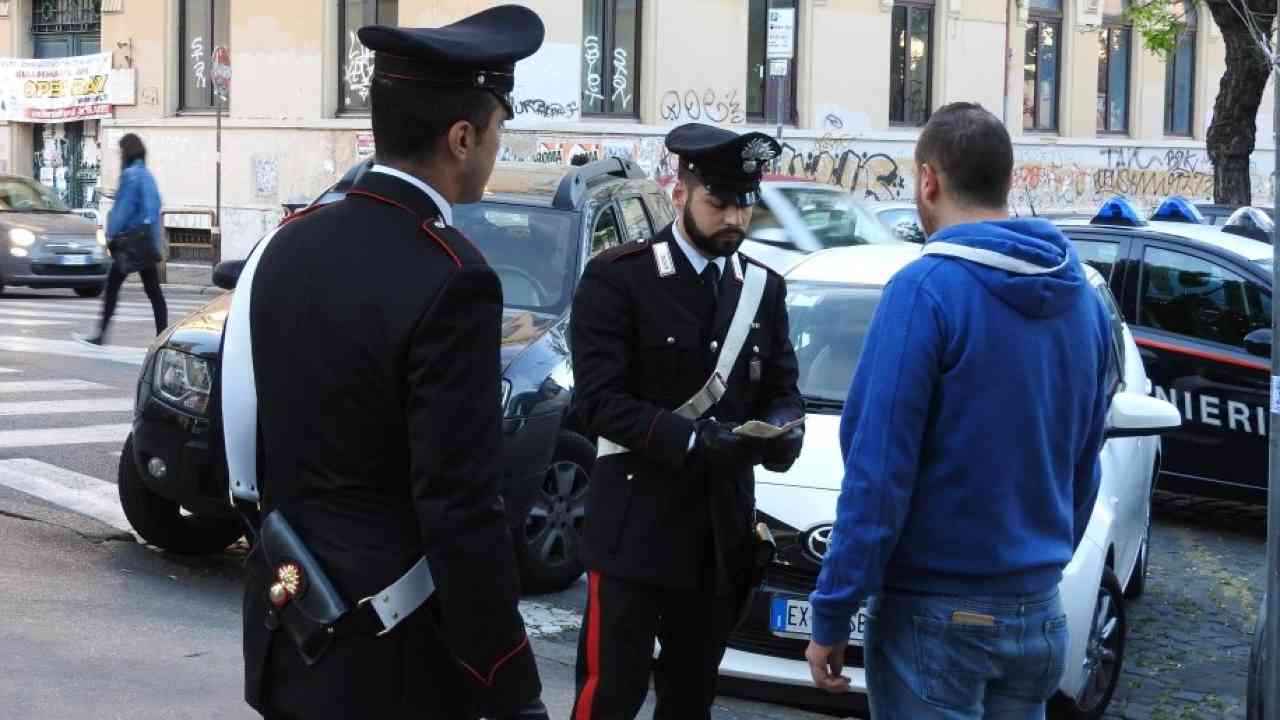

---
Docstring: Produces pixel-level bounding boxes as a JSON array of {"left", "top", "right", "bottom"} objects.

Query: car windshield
[
  {"left": 454, "top": 203, "right": 579, "bottom": 314},
  {"left": 0, "top": 176, "right": 70, "bottom": 213},
  {"left": 786, "top": 280, "right": 884, "bottom": 405}
]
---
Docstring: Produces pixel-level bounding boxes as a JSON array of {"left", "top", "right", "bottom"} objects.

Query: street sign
[
  {"left": 769, "top": 59, "right": 789, "bottom": 77},
  {"left": 767, "top": 9, "right": 796, "bottom": 59},
  {"left": 211, "top": 45, "right": 231, "bottom": 102}
]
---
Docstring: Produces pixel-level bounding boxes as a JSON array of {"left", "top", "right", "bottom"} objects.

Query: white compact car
[
  {"left": 718, "top": 244, "right": 1181, "bottom": 719},
  {"left": 740, "top": 180, "right": 897, "bottom": 274}
]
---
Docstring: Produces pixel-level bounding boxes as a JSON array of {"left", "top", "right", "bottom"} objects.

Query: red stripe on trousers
[{"left": 575, "top": 571, "right": 603, "bottom": 720}]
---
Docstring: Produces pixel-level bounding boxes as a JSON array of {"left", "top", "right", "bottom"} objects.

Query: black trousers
[
  {"left": 100, "top": 262, "right": 167, "bottom": 336},
  {"left": 572, "top": 571, "right": 738, "bottom": 720}
]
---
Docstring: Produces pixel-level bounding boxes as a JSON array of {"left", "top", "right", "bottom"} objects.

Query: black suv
[{"left": 117, "top": 157, "right": 675, "bottom": 592}]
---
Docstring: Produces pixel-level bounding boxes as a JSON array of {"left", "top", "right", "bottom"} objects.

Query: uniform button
[
  {"left": 667, "top": 336, "right": 676, "bottom": 344},
  {"left": 626, "top": 474, "right": 634, "bottom": 481},
  {"left": 710, "top": 340, "right": 720, "bottom": 352},
  {"left": 753, "top": 345, "right": 760, "bottom": 353}
]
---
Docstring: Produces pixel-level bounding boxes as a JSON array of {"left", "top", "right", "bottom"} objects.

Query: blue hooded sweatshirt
[{"left": 809, "top": 218, "right": 1110, "bottom": 647}]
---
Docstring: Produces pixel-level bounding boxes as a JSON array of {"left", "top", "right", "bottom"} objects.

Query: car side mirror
[
  {"left": 213, "top": 260, "right": 245, "bottom": 290},
  {"left": 749, "top": 227, "right": 792, "bottom": 249},
  {"left": 1245, "top": 328, "right": 1272, "bottom": 358},
  {"left": 1105, "top": 391, "right": 1182, "bottom": 439}
]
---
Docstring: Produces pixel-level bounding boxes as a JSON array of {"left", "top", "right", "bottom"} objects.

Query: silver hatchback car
[{"left": 0, "top": 174, "right": 110, "bottom": 296}]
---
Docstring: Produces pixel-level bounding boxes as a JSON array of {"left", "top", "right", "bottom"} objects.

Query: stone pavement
[{"left": 1101, "top": 492, "right": 1264, "bottom": 720}]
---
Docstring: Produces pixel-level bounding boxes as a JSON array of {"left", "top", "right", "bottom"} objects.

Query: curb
[{"left": 123, "top": 280, "right": 222, "bottom": 295}]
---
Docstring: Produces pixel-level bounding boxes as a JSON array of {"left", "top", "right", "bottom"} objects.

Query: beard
[{"left": 683, "top": 203, "right": 745, "bottom": 258}]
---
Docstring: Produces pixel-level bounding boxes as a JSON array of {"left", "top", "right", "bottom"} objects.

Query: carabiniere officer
[{"left": 569, "top": 123, "right": 805, "bottom": 719}]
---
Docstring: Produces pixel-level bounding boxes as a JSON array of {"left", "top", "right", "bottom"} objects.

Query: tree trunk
[{"left": 1205, "top": 0, "right": 1274, "bottom": 205}]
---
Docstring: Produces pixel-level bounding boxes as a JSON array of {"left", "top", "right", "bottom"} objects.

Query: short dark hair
[
  {"left": 119, "top": 133, "right": 146, "bottom": 166},
  {"left": 914, "top": 102, "right": 1012, "bottom": 209},
  {"left": 370, "top": 77, "right": 502, "bottom": 163}
]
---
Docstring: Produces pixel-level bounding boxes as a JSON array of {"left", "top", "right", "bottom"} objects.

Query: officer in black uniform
[
  {"left": 569, "top": 123, "right": 805, "bottom": 719},
  {"left": 224, "top": 6, "right": 549, "bottom": 719}
]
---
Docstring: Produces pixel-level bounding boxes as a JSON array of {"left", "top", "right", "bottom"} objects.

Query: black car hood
[
  {"left": 501, "top": 309, "right": 557, "bottom": 370},
  {"left": 163, "top": 291, "right": 231, "bottom": 358},
  {"left": 164, "top": 293, "right": 556, "bottom": 369}
]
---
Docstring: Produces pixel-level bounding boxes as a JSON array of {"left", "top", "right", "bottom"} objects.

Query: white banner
[{"left": 0, "top": 52, "right": 113, "bottom": 123}]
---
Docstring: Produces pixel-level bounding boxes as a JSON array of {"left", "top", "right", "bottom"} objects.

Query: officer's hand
[
  {"left": 692, "top": 419, "right": 756, "bottom": 467},
  {"left": 492, "top": 699, "right": 550, "bottom": 720},
  {"left": 763, "top": 424, "right": 804, "bottom": 473}
]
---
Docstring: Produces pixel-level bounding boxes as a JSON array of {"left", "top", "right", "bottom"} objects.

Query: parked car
[
  {"left": 742, "top": 179, "right": 896, "bottom": 272},
  {"left": 117, "top": 157, "right": 676, "bottom": 592},
  {"left": 717, "top": 243, "right": 1180, "bottom": 720},
  {"left": 1058, "top": 198, "right": 1272, "bottom": 502},
  {"left": 0, "top": 174, "right": 109, "bottom": 296},
  {"left": 865, "top": 200, "right": 926, "bottom": 243}
]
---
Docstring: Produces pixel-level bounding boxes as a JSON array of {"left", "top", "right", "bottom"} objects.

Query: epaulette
[
  {"left": 347, "top": 188, "right": 469, "bottom": 268},
  {"left": 598, "top": 240, "right": 651, "bottom": 263}
]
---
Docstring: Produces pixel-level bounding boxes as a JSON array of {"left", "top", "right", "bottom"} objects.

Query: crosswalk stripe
[
  {"left": 0, "top": 380, "right": 111, "bottom": 394},
  {"left": 0, "top": 458, "right": 131, "bottom": 532},
  {"left": 0, "top": 368, "right": 18, "bottom": 374},
  {"left": 0, "top": 317, "right": 70, "bottom": 327},
  {"left": 0, "top": 423, "right": 131, "bottom": 448},
  {"left": 0, "top": 398, "right": 133, "bottom": 416},
  {"left": 0, "top": 303, "right": 169, "bottom": 318},
  {"left": 0, "top": 336, "right": 145, "bottom": 365},
  {"left": 0, "top": 306, "right": 152, "bottom": 322}
]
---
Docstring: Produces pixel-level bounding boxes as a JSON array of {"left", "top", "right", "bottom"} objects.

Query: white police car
[
  {"left": 1057, "top": 196, "right": 1273, "bottom": 502},
  {"left": 718, "top": 243, "right": 1181, "bottom": 719}
]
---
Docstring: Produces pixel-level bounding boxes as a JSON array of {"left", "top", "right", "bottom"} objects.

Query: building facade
[{"left": 0, "top": 0, "right": 1271, "bottom": 261}]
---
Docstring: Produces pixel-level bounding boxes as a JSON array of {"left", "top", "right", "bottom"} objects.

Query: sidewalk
[{"left": 123, "top": 262, "right": 223, "bottom": 295}]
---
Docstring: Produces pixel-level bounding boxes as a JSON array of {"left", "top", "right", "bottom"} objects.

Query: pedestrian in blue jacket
[
  {"left": 805, "top": 103, "right": 1111, "bottom": 719},
  {"left": 86, "top": 133, "right": 167, "bottom": 344}
]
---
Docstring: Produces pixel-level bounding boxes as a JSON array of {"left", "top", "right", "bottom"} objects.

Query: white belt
[
  {"left": 358, "top": 556, "right": 436, "bottom": 636},
  {"left": 598, "top": 259, "right": 767, "bottom": 458}
]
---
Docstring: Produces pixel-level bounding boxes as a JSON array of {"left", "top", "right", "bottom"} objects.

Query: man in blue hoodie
[{"left": 804, "top": 103, "right": 1110, "bottom": 719}]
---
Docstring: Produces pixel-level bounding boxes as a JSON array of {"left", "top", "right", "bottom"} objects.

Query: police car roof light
[
  {"left": 1091, "top": 196, "right": 1148, "bottom": 227},
  {"left": 1151, "top": 196, "right": 1206, "bottom": 224},
  {"left": 553, "top": 158, "right": 646, "bottom": 210}
]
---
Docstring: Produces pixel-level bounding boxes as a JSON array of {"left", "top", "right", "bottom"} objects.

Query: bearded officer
[
  {"left": 220, "top": 6, "right": 549, "bottom": 719},
  {"left": 569, "top": 123, "right": 805, "bottom": 719}
]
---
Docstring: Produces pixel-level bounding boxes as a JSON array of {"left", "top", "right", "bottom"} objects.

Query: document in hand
[{"left": 731, "top": 417, "right": 804, "bottom": 439}]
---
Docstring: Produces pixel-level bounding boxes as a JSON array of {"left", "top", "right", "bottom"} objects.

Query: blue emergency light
[
  {"left": 1150, "top": 196, "right": 1205, "bottom": 224},
  {"left": 1091, "top": 196, "right": 1147, "bottom": 227}
]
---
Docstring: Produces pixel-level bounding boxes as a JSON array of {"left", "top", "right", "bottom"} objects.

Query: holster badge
[{"left": 269, "top": 561, "right": 304, "bottom": 609}]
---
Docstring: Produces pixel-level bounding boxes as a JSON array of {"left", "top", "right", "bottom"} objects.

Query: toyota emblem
[{"left": 803, "top": 524, "right": 834, "bottom": 561}]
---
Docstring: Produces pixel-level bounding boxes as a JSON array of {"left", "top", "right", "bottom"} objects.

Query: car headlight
[
  {"left": 153, "top": 348, "right": 212, "bottom": 415},
  {"left": 9, "top": 228, "right": 35, "bottom": 247},
  {"left": 96, "top": 229, "right": 107, "bottom": 246}
]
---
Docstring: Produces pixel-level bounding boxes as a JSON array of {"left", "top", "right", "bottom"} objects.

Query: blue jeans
[{"left": 864, "top": 588, "right": 1068, "bottom": 720}]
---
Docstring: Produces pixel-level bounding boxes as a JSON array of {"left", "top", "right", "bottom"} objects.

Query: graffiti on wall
[
  {"left": 659, "top": 89, "right": 745, "bottom": 125},
  {"left": 496, "top": 132, "right": 1274, "bottom": 212}
]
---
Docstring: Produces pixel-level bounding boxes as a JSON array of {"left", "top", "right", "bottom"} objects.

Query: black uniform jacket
[
  {"left": 237, "top": 170, "right": 538, "bottom": 718},
  {"left": 570, "top": 224, "right": 802, "bottom": 594}
]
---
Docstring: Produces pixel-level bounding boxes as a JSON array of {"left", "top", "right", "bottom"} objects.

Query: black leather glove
[
  {"left": 762, "top": 423, "right": 805, "bottom": 473},
  {"left": 692, "top": 418, "right": 759, "bottom": 467},
  {"left": 494, "top": 699, "right": 550, "bottom": 720}
]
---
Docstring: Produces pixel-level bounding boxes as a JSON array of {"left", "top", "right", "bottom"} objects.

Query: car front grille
[
  {"left": 725, "top": 562, "right": 865, "bottom": 667},
  {"left": 31, "top": 262, "right": 106, "bottom": 276}
]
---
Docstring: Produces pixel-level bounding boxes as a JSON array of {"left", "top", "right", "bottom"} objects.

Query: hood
[
  {"left": 500, "top": 309, "right": 556, "bottom": 369},
  {"left": 163, "top": 292, "right": 231, "bottom": 358},
  {"left": 0, "top": 212, "right": 98, "bottom": 235},
  {"left": 925, "top": 219, "right": 1086, "bottom": 319},
  {"left": 756, "top": 414, "right": 843, "bottom": 492}
]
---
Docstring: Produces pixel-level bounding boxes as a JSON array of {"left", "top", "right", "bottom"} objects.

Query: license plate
[
  {"left": 59, "top": 254, "right": 90, "bottom": 265},
  {"left": 769, "top": 596, "right": 868, "bottom": 645}
]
